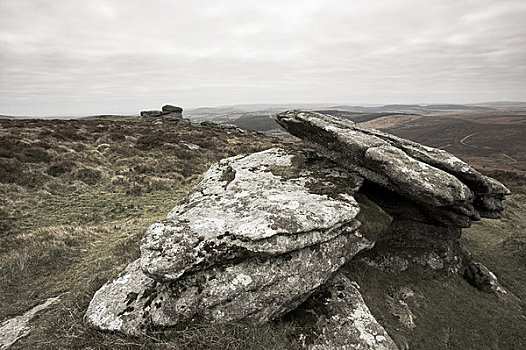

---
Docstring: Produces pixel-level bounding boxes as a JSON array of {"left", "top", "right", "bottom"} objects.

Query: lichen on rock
[
  {"left": 277, "top": 110, "right": 510, "bottom": 278},
  {"left": 85, "top": 148, "right": 372, "bottom": 334},
  {"left": 301, "top": 274, "right": 398, "bottom": 350}
]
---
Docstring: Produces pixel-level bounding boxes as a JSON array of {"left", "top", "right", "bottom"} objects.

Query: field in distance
[
  {"left": 363, "top": 109, "right": 526, "bottom": 176},
  {"left": 185, "top": 105, "right": 526, "bottom": 176}
]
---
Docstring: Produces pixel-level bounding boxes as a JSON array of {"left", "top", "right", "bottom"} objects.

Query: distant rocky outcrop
[
  {"left": 85, "top": 110, "right": 510, "bottom": 348},
  {"left": 199, "top": 120, "right": 246, "bottom": 133},
  {"left": 140, "top": 105, "right": 190, "bottom": 125}
]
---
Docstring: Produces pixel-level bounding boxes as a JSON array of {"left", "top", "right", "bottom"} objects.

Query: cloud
[{"left": 0, "top": 0, "right": 525, "bottom": 115}]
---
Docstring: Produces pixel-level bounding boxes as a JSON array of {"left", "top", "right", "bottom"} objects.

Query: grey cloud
[{"left": 1, "top": 0, "right": 525, "bottom": 115}]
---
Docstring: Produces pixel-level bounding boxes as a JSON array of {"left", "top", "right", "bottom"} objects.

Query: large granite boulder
[
  {"left": 276, "top": 110, "right": 510, "bottom": 274},
  {"left": 85, "top": 148, "right": 372, "bottom": 334},
  {"left": 86, "top": 111, "right": 510, "bottom": 344}
]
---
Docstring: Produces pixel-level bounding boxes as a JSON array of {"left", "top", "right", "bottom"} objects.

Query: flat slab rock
[
  {"left": 302, "top": 274, "right": 398, "bottom": 350},
  {"left": 276, "top": 110, "right": 509, "bottom": 226},
  {"left": 141, "top": 148, "right": 364, "bottom": 280},
  {"left": 85, "top": 148, "right": 372, "bottom": 334},
  {"left": 0, "top": 296, "right": 62, "bottom": 350}
]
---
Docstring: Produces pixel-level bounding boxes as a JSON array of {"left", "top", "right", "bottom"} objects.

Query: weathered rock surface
[
  {"left": 162, "top": 105, "right": 183, "bottom": 114},
  {"left": 199, "top": 121, "right": 246, "bottom": 133},
  {"left": 1, "top": 295, "right": 62, "bottom": 349},
  {"left": 140, "top": 104, "right": 190, "bottom": 125},
  {"left": 276, "top": 110, "right": 510, "bottom": 274},
  {"left": 85, "top": 148, "right": 372, "bottom": 334},
  {"left": 302, "top": 274, "right": 398, "bottom": 350},
  {"left": 463, "top": 261, "right": 507, "bottom": 298},
  {"left": 386, "top": 286, "right": 418, "bottom": 330},
  {"left": 142, "top": 148, "right": 363, "bottom": 279},
  {"left": 86, "top": 110, "right": 511, "bottom": 344},
  {"left": 276, "top": 110, "right": 508, "bottom": 224}
]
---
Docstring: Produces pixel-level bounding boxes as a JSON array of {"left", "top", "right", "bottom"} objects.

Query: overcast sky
[{"left": 1, "top": 0, "right": 525, "bottom": 116}]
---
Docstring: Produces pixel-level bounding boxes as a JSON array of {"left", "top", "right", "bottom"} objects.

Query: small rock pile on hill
[
  {"left": 140, "top": 105, "right": 190, "bottom": 125},
  {"left": 199, "top": 120, "right": 246, "bottom": 133},
  {"left": 85, "top": 111, "right": 510, "bottom": 348}
]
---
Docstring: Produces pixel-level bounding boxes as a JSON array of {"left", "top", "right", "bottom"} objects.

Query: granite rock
[
  {"left": 302, "top": 274, "right": 398, "bottom": 350},
  {"left": 85, "top": 148, "right": 372, "bottom": 334},
  {"left": 276, "top": 110, "right": 509, "bottom": 275}
]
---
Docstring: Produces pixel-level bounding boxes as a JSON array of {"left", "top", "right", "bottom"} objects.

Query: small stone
[
  {"left": 162, "top": 105, "right": 183, "bottom": 114},
  {"left": 464, "top": 261, "right": 507, "bottom": 297},
  {"left": 140, "top": 110, "right": 162, "bottom": 118},
  {"left": 303, "top": 274, "right": 398, "bottom": 350},
  {"left": 180, "top": 141, "right": 200, "bottom": 150}
]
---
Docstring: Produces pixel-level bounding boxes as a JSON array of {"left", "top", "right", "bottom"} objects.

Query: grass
[
  {"left": 1, "top": 118, "right": 525, "bottom": 349},
  {"left": 0, "top": 118, "right": 299, "bottom": 349},
  {"left": 342, "top": 261, "right": 525, "bottom": 350},
  {"left": 342, "top": 188, "right": 526, "bottom": 350}
]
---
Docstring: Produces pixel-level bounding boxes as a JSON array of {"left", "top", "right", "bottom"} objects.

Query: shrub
[
  {"left": 47, "top": 160, "right": 76, "bottom": 177},
  {"left": 74, "top": 168, "right": 102, "bottom": 185},
  {"left": 34, "top": 141, "right": 52, "bottom": 149},
  {"left": 135, "top": 133, "right": 164, "bottom": 150},
  {"left": 110, "top": 175, "right": 130, "bottom": 187},
  {"left": 21, "top": 147, "right": 52, "bottom": 163},
  {"left": 125, "top": 183, "right": 143, "bottom": 195},
  {"left": 0, "top": 137, "right": 52, "bottom": 163},
  {"left": 0, "top": 159, "right": 27, "bottom": 185},
  {"left": 109, "top": 131, "right": 126, "bottom": 141},
  {"left": 0, "top": 207, "right": 14, "bottom": 235},
  {"left": 0, "top": 161, "right": 18, "bottom": 184},
  {"left": 53, "top": 126, "right": 86, "bottom": 141},
  {"left": 13, "top": 169, "right": 50, "bottom": 188},
  {"left": 133, "top": 162, "right": 156, "bottom": 174}
]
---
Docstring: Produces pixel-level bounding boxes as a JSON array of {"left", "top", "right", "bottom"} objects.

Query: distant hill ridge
[{"left": 2, "top": 101, "right": 525, "bottom": 120}]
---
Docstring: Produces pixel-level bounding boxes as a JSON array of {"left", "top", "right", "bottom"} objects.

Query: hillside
[
  {"left": 367, "top": 110, "right": 526, "bottom": 175},
  {"left": 0, "top": 117, "right": 525, "bottom": 349},
  {"left": 185, "top": 107, "right": 526, "bottom": 175}
]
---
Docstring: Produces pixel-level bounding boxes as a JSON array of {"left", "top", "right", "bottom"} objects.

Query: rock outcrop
[
  {"left": 86, "top": 110, "right": 510, "bottom": 346},
  {"left": 199, "top": 121, "right": 246, "bottom": 133},
  {"left": 85, "top": 148, "right": 372, "bottom": 334},
  {"left": 0, "top": 295, "right": 63, "bottom": 350},
  {"left": 301, "top": 274, "right": 398, "bottom": 350},
  {"left": 140, "top": 105, "right": 190, "bottom": 125},
  {"left": 276, "top": 110, "right": 509, "bottom": 274}
]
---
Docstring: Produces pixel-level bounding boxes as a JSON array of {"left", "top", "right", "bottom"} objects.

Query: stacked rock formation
[
  {"left": 85, "top": 148, "right": 373, "bottom": 334},
  {"left": 85, "top": 110, "right": 509, "bottom": 348},
  {"left": 276, "top": 110, "right": 510, "bottom": 274},
  {"left": 140, "top": 105, "right": 190, "bottom": 125}
]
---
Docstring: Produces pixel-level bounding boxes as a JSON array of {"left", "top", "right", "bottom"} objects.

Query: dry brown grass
[
  {"left": 1, "top": 117, "right": 525, "bottom": 349},
  {"left": 0, "top": 118, "right": 301, "bottom": 349}
]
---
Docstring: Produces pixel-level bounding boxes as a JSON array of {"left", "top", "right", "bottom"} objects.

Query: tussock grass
[
  {"left": 1, "top": 118, "right": 524, "bottom": 349},
  {"left": 0, "top": 118, "right": 297, "bottom": 349},
  {"left": 343, "top": 192, "right": 526, "bottom": 350}
]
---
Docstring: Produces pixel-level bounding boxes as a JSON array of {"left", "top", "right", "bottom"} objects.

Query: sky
[{"left": 1, "top": 0, "right": 525, "bottom": 116}]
